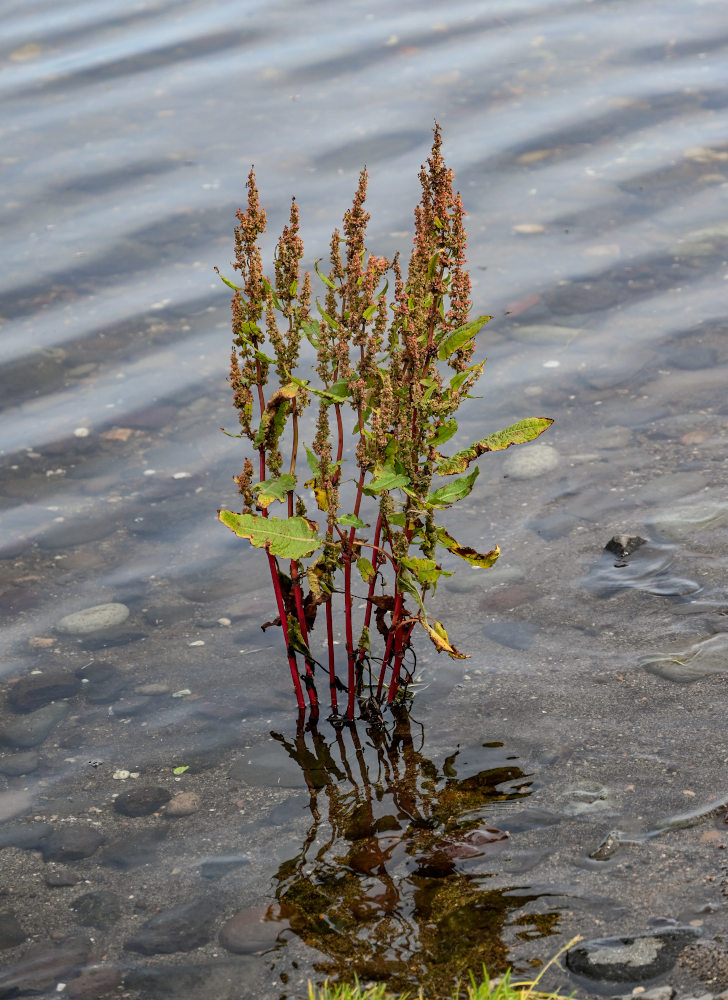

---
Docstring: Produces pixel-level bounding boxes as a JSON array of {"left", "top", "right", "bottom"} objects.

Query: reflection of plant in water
[{"left": 270, "top": 710, "right": 557, "bottom": 995}]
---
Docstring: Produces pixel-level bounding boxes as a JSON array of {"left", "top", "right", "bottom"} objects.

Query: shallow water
[{"left": 2, "top": 0, "right": 728, "bottom": 996}]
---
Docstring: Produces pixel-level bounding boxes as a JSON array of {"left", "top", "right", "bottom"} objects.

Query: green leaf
[
  {"left": 317, "top": 301, "right": 340, "bottom": 329},
  {"left": 436, "top": 315, "right": 492, "bottom": 362},
  {"left": 427, "top": 467, "right": 479, "bottom": 508},
  {"left": 327, "top": 378, "right": 351, "bottom": 403},
  {"left": 429, "top": 418, "right": 458, "bottom": 448},
  {"left": 396, "top": 568, "right": 426, "bottom": 615},
  {"left": 450, "top": 360, "right": 485, "bottom": 394},
  {"left": 363, "top": 303, "right": 378, "bottom": 321},
  {"left": 436, "top": 527, "right": 500, "bottom": 568},
  {"left": 305, "top": 445, "right": 320, "bottom": 477},
  {"left": 214, "top": 268, "right": 242, "bottom": 291},
  {"left": 338, "top": 514, "right": 368, "bottom": 529},
  {"left": 400, "top": 556, "right": 450, "bottom": 587},
  {"left": 365, "top": 469, "right": 411, "bottom": 494},
  {"left": 301, "top": 319, "right": 320, "bottom": 347},
  {"left": 356, "top": 557, "right": 376, "bottom": 584},
  {"left": 172, "top": 765, "right": 189, "bottom": 775},
  {"left": 289, "top": 279, "right": 297, "bottom": 296},
  {"left": 219, "top": 510, "right": 321, "bottom": 559},
  {"left": 427, "top": 249, "right": 442, "bottom": 280},
  {"left": 314, "top": 258, "right": 337, "bottom": 290},
  {"left": 436, "top": 417, "right": 554, "bottom": 475},
  {"left": 253, "top": 474, "right": 297, "bottom": 507}
]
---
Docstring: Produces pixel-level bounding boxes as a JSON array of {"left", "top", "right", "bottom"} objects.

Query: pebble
[
  {"left": 123, "top": 896, "right": 222, "bottom": 954},
  {"left": 0, "top": 701, "right": 69, "bottom": 749},
  {"left": 70, "top": 890, "right": 122, "bottom": 929},
  {"left": 501, "top": 443, "right": 560, "bottom": 480},
  {"left": 56, "top": 603, "right": 130, "bottom": 634},
  {"left": 66, "top": 964, "right": 122, "bottom": 999},
  {"left": 566, "top": 926, "right": 702, "bottom": 983},
  {"left": 0, "top": 909, "right": 27, "bottom": 949},
  {"left": 45, "top": 868, "right": 81, "bottom": 887},
  {"left": 113, "top": 785, "right": 171, "bottom": 817},
  {"left": 7, "top": 668, "right": 81, "bottom": 713},
  {"left": 0, "top": 751, "right": 39, "bottom": 776},
  {"left": 647, "top": 501, "right": 728, "bottom": 543},
  {"left": 218, "top": 905, "right": 288, "bottom": 954},
  {"left": 165, "top": 792, "right": 200, "bottom": 817},
  {"left": 0, "top": 790, "right": 33, "bottom": 822},
  {"left": 0, "top": 822, "right": 53, "bottom": 851},
  {"left": 40, "top": 827, "right": 104, "bottom": 862},
  {"left": 78, "top": 662, "right": 126, "bottom": 704},
  {"left": 643, "top": 634, "right": 728, "bottom": 683}
]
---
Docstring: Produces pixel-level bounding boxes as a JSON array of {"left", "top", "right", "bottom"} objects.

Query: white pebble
[
  {"left": 73, "top": 427, "right": 90, "bottom": 438},
  {"left": 172, "top": 471, "right": 191, "bottom": 480},
  {"left": 172, "top": 689, "right": 192, "bottom": 698},
  {"left": 113, "top": 770, "right": 130, "bottom": 780},
  {"left": 188, "top": 640, "right": 205, "bottom": 647}
]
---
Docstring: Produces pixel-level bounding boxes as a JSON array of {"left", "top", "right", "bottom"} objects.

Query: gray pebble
[
  {"left": 502, "top": 443, "right": 560, "bottom": 480},
  {"left": 40, "top": 827, "right": 104, "bottom": 862},
  {"left": 123, "top": 896, "right": 222, "bottom": 955},
  {"left": 56, "top": 602, "right": 130, "bottom": 634},
  {"left": 0, "top": 702, "right": 69, "bottom": 749},
  {"left": 114, "top": 785, "right": 171, "bottom": 817}
]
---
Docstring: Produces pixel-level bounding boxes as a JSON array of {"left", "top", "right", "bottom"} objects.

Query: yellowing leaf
[
  {"left": 218, "top": 510, "right": 321, "bottom": 560},
  {"left": 420, "top": 619, "right": 469, "bottom": 659},
  {"left": 437, "top": 417, "right": 554, "bottom": 475},
  {"left": 436, "top": 528, "right": 500, "bottom": 568}
]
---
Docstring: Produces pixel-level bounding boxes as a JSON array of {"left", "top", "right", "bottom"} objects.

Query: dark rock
[
  {"left": 40, "top": 827, "right": 104, "bottom": 862},
  {"left": 605, "top": 534, "right": 647, "bottom": 559},
  {"left": 0, "top": 910, "right": 27, "bottom": 949},
  {"left": 70, "top": 890, "right": 122, "bottom": 929},
  {"left": 566, "top": 926, "right": 702, "bottom": 983},
  {"left": 99, "top": 827, "right": 168, "bottom": 869},
  {"left": 77, "top": 662, "right": 127, "bottom": 704},
  {"left": 218, "top": 905, "right": 288, "bottom": 954},
  {"left": 45, "top": 868, "right": 81, "bottom": 887},
  {"left": 0, "top": 935, "right": 90, "bottom": 997},
  {"left": 0, "top": 822, "right": 53, "bottom": 851},
  {"left": 0, "top": 751, "right": 39, "bottom": 776},
  {"left": 483, "top": 621, "right": 537, "bottom": 650},
  {"left": 123, "top": 896, "right": 222, "bottom": 954},
  {"left": 66, "top": 964, "right": 122, "bottom": 999},
  {"left": 200, "top": 855, "right": 249, "bottom": 880},
  {"left": 113, "top": 785, "right": 171, "bottom": 817},
  {"left": 7, "top": 669, "right": 81, "bottom": 713},
  {"left": 0, "top": 701, "right": 69, "bottom": 748}
]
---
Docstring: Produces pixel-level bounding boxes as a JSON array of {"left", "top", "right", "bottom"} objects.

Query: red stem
[{"left": 326, "top": 599, "right": 337, "bottom": 715}]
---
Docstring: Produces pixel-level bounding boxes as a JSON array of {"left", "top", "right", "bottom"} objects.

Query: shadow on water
[{"left": 266, "top": 709, "right": 559, "bottom": 994}]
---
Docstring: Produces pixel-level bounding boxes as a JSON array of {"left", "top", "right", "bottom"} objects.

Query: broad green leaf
[
  {"left": 253, "top": 383, "right": 298, "bottom": 450},
  {"left": 338, "top": 514, "right": 368, "bottom": 529},
  {"left": 214, "top": 267, "right": 242, "bottom": 291},
  {"left": 172, "top": 765, "right": 189, "bottom": 775},
  {"left": 253, "top": 473, "right": 296, "bottom": 507},
  {"left": 429, "top": 418, "right": 457, "bottom": 448},
  {"left": 427, "top": 467, "right": 479, "bottom": 508},
  {"left": 437, "top": 315, "right": 491, "bottom": 362},
  {"left": 365, "top": 469, "right": 411, "bottom": 494},
  {"left": 314, "top": 258, "right": 337, "bottom": 290},
  {"left": 327, "top": 378, "right": 351, "bottom": 403},
  {"left": 400, "top": 556, "right": 450, "bottom": 587},
  {"left": 219, "top": 510, "right": 321, "bottom": 560},
  {"left": 420, "top": 619, "right": 469, "bottom": 659},
  {"left": 436, "top": 417, "right": 554, "bottom": 475},
  {"left": 356, "top": 557, "right": 376, "bottom": 584},
  {"left": 289, "top": 279, "right": 297, "bottom": 296},
  {"left": 387, "top": 512, "right": 407, "bottom": 527},
  {"left": 301, "top": 319, "right": 320, "bottom": 346},
  {"left": 436, "top": 527, "right": 500, "bottom": 568}
]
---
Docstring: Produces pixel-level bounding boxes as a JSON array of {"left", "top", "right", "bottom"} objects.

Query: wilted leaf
[
  {"left": 436, "top": 315, "right": 491, "bottom": 362},
  {"left": 253, "top": 474, "right": 296, "bottom": 507},
  {"left": 253, "top": 383, "right": 298, "bottom": 450},
  {"left": 214, "top": 267, "right": 242, "bottom": 291},
  {"left": 219, "top": 510, "right": 321, "bottom": 560},
  {"left": 286, "top": 614, "right": 312, "bottom": 659},
  {"left": 400, "top": 556, "right": 450, "bottom": 587},
  {"left": 420, "top": 619, "right": 469, "bottom": 659},
  {"left": 436, "top": 417, "right": 554, "bottom": 475},
  {"left": 436, "top": 527, "right": 500, "bottom": 568}
]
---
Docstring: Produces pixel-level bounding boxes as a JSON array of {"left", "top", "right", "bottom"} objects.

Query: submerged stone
[
  {"left": 56, "top": 603, "right": 130, "bottom": 634},
  {"left": 566, "top": 926, "right": 702, "bottom": 983},
  {"left": 643, "top": 633, "right": 728, "bottom": 683},
  {"left": 7, "top": 669, "right": 81, "bottom": 713},
  {"left": 502, "top": 444, "right": 560, "bottom": 480},
  {"left": 0, "top": 935, "right": 91, "bottom": 996},
  {"left": 123, "top": 896, "right": 222, "bottom": 954},
  {"left": 113, "top": 785, "right": 171, "bottom": 817},
  {"left": 0, "top": 701, "right": 69, "bottom": 748}
]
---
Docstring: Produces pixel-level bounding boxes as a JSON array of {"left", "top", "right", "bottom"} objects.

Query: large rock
[
  {"left": 7, "top": 669, "right": 81, "bottom": 713},
  {"left": 0, "top": 935, "right": 90, "bottom": 997},
  {"left": 0, "top": 702, "right": 69, "bottom": 748},
  {"left": 40, "top": 827, "right": 104, "bottom": 862},
  {"left": 566, "top": 927, "right": 702, "bottom": 983},
  {"left": 113, "top": 785, "right": 171, "bottom": 817},
  {"left": 123, "top": 897, "right": 222, "bottom": 955}
]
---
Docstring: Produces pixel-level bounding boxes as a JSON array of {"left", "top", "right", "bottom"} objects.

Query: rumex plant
[{"left": 217, "top": 126, "right": 552, "bottom": 727}]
